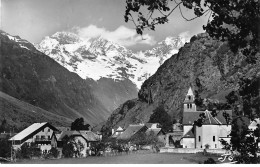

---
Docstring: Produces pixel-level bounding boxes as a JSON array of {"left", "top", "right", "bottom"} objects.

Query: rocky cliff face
[
  {"left": 0, "top": 30, "right": 110, "bottom": 126},
  {"left": 105, "top": 33, "right": 260, "bottom": 129}
]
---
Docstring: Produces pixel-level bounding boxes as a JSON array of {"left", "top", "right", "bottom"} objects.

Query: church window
[
  {"left": 199, "top": 136, "right": 201, "bottom": 142},
  {"left": 213, "top": 136, "right": 215, "bottom": 142}
]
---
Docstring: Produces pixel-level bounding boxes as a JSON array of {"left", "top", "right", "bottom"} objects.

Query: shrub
[
  {"left": 48, "top": 147, "right": 59, "bottom": 158},
  {"left": 204, "top": 158, "right": 216, "bottom": 164}
]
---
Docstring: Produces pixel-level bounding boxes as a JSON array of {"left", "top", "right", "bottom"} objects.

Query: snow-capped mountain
[{"left": 36, "top": 31, "right": 186, "bottom": 89}]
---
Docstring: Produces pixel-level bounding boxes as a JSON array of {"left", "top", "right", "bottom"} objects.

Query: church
[{"left": 180, "top": 87, "right": 232, "bottom": 149}]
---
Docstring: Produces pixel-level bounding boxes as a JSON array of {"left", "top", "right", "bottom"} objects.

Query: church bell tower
[{"left": 183, "top": 87, "right": 197, "bottom": 112}]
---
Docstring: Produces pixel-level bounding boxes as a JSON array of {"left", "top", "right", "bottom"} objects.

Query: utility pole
[{"left": 10, "top": 127, "right": 16, "bottom": 162}]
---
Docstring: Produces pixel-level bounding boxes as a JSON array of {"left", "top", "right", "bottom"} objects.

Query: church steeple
[{"left": 183, "top": 87, "right": 196, "bottom": 112}]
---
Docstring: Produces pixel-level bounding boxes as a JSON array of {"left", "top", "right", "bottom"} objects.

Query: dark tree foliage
[
  {"left": 71, "top": 117, "right": 90, "bottom": 131},
  {"left": 221, "top": 76, "right": 260, "bottom": 163},
  {"left": 61, "top": 135, "right": 75, "bottom": 158},
  {"left": 124, "top": 0, "right": 259, "bottom": 63},
  {"left": 149, "top": 105, "right": 172, "bottom": 132},
  {"left": 0, "top": 137, "right": 11, "bottom": 158},
  {"left": 17, "top": 143, "right": 41, "bottom": 159},
  {"left": 48, "top": 147, "right": 59, "bottom": 159},
  {"left": 0, "top": 118, "right": 7, "bottom": 133}
]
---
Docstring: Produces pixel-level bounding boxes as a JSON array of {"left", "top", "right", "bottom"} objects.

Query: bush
[
  {"left": 18, "top": 143, "right": 41, "bottom": 159},
  {"left": 204, "top": 158, "right": 216, "bottom": 164},
  {"left": 62, "top": 142, "right": 74, "bottom": 158},
  {"left": 48, "top": 147, "right": 59, "bottom": 159},
  {"left": 0, "top": 138, "right": 11, "bottom": 158}
]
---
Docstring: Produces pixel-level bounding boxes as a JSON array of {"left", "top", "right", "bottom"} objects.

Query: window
[
  {"left": 199, "top": 136, "right": 201, "bottom": 142},
  {"left": 42, "top": 128, "right": 44, "bottom": 132},
  {"left": 201, "top": 146, "right": 202, "bottom": 148},
  {"left": 48, "top": 129, "right": 50, "bottom": 132},
  {"left": 213, "top": 136, "right": 215, "bottom": 142},
  {"left": 48, "top": 135, "right": 51, "bottom": 140},
  {"left": 190, "top": 104, "right": 192, "bottom": 109},
  {"left": 215, "top": 144, "right": 217, "bottom": 148},
  {"left": 41, "top": 135, "right": 45, "bottom": 140},
  {"left": 188, "top": 96, "right": 191, "bottom": 100},
  {"left": 187, "top": 104, "right": 190, "bottom": 109}
]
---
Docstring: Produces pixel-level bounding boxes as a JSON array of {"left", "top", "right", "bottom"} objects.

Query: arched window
[{"left": 188, "top": 96, "right": 191, "bottom": 100}]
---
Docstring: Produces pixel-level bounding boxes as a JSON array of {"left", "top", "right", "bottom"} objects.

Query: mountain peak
[
  {"left": 36, "top": 31, "right": 186, "bottom": 89},
  {"left": 51, "top": 31, "right": 82, "bottom": 44}
]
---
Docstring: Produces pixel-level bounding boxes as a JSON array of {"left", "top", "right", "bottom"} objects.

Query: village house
[
  {"left": 111, "top": 126, "right": 124, "bottom": 138},
  {"left": 117, "top": 124, "right": 148, "bottom": 140},
  {"left": 145, "top": 123, "right": 166, "bottom": 143},
  {"left": 9, "top": 122, "right": 58, "bottom": 152},
  {"left": 51, "top": 130, "right": 100, "bottom": 157},
  {"left": 181, "top": 87, "right": 232, "bottom": 149}
]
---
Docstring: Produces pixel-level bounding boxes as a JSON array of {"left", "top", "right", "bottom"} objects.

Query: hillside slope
[
  {"left": 0, "top": 91, "right": 72, "bottom": 131},
  {"left": 0, "top": 30, "right": 109, "bottom": 126},
  {"left": 105, "top": 33, "right": 260, "bottom": 129}
]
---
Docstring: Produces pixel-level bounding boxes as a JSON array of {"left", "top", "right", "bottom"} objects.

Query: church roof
[
  {"left": 187, "top": 87, "right": 194, "bottom": 96},
  {"left": 183, "top": 128, "right": 195, "bottom": 138},
  {"left": 183, "top": 110, "right": 232, "bottom": 125}
]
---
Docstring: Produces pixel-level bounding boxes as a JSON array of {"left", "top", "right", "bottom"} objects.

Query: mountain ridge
[
  {"left": 36, "top": 31, "right": 186, "bottom": 89},
  {"left": 0, "top": 30, "right": 111, "bottom": 127},
  {"left": 104, "top": 33, "right": 260, "bottom": 130}
]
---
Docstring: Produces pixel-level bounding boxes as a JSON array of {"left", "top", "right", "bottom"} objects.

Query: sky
[{"left": 1, "top": 0, "right": 209, "bottom": 51}]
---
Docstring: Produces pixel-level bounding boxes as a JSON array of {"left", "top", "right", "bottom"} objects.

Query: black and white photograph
[{"left": 0, "top": 0, "right": 259, "bottom": 164}]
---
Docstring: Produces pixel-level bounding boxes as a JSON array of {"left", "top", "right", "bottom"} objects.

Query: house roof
[
  {"left": 145, "top": 123, "right": 159, "bottom": 129},
  {"left": 57, "top": 130, "right": 99, "bottom": 142},
  {"left": 9, "top": 122, "right": 50, "bottom": 141},
  {"left": 116, "top": 126, "right": 124, "bottom": 132},
  {"left": 57, "top": 130, "right": 81, "bottom": 141},
  {"left": 117, "top": 124, "right": 146, "bottom": 140},
  {"left": 81, "top": 131, "right": 100, "bottom": 141},
  {"left": 249, "top": 118, "right": 260, "bottom": 130},
  {"left": 183, "top": 128, "right": 195, "bottom": 138},
  {"left": 56, "top": 127, "right": 71, "bottom": 132},
  {"left": 183, "top": 110, "right": 232, "bottom": 125},
  {"left": 145, "top": 128, "right": 163, "bottom": 136}
]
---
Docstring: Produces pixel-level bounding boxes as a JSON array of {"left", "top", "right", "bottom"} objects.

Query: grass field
[{"left": 11, "top": 152, "right": 219, "bottom": 164}]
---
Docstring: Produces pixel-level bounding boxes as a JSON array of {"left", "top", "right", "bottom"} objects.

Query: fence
[
  {"left": 160, "top": 147, "right": 226, "bottom": 154},
  {"left": 101, "top": 149, "right": 158, "bottom": 157}
]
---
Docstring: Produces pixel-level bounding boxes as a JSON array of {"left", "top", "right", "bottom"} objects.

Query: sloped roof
[
  {"left": 57, "top": 130, "right": 99, "bottom": 142},
  {"left": 57, "top": 130, "right": 81, "bottom": 141},
  {"left": 116, "top": 126, "right": 124, "bottom": 132},
  {"left": 183, "top": 111, "right": 204, "bottom": 125},
  {"left": 249, "top": 118, "right": 260, "bottom": 130},
  {"left": 81, "top": 131, "right": 99, "bottom": 141},
  {"left": 145, "top": 128, "right": 163, "bottom": 136},
  {"left": 183, "top": 110, "right": 232, "bottom": 125},
  {"left": 145, "top": 123, "right": 159, "bottom": 129},
  {"left": 187, "top": 87, "right": 194, "bottom": 96},
  {"left": 183, "top": 128, "right": 195, "bottom": 138},
  {"left": 9, "top": 122, "right": 48, "bottom": 141},
  {"left": 117, "top": 124, "right": 146, "bottom": 140}
]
